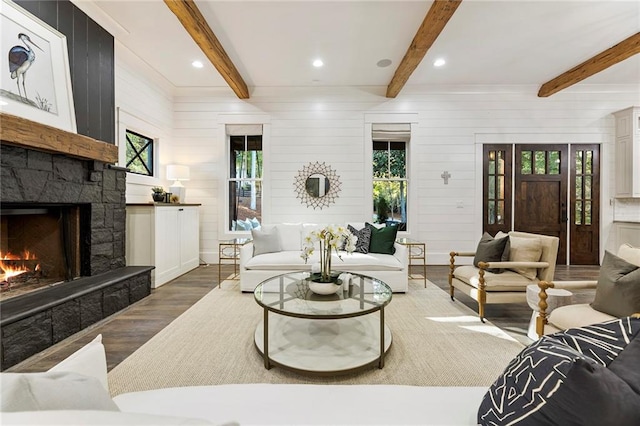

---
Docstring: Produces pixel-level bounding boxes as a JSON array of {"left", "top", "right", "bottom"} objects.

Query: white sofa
[
  {"left": 239, "top": 223, "right": 409, "bottom": 293},
  {"left": 0, "top": 334, "right": 488, "bottom": 425}
]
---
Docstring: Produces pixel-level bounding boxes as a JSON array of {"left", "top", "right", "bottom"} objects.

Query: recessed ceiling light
[
  {"left": 192, "top": 60, "right": 204, "bottom": 68},
  {"left": 376, "top": 59, "right": 392, "bottom": 68},
  {"left": 433, "top": 58, "right": 446, "bottom": 67},
  {"left": 313, "top": 59, "right": 324, "bottom": 68}
]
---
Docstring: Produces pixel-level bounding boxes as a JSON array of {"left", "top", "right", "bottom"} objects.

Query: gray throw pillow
[
  {"left": 346, "top": 225, "right": 371, "bottom": 254},
  {"left": 473, "top": 232, "right": 509, "bottom": 273},
  {"left": 591, "top": 251, "right": 640, "bottom": 317},
  {"left": 251, "top": 227, "right": 282, "bottom": 256}
]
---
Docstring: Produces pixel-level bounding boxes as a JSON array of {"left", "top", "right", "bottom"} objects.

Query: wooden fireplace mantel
[{"left": 0, "top": 112, "right": 118, "bottom": 164}]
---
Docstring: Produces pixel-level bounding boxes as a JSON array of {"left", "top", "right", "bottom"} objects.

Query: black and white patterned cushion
[
  {"left": 478, "top": 317, "right": 640, "bottom": 425},
  {"left": 345, "top": 225, "right": 371, "bottom": 254}
]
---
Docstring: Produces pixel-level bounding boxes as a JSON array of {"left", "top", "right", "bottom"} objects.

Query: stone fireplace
[
  {"left": 1, "top": 204, "right": 84, "bottom": 300},
  {"left": 1, "top": 113, "right": 152, "bottom": 370}
]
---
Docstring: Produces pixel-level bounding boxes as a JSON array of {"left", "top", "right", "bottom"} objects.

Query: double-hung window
[
  {"left": 372, "top": 124, "right": 409, "bottom": 230},
  {"left": 227, "top": 125, "right": 263, "bottom": 232}
]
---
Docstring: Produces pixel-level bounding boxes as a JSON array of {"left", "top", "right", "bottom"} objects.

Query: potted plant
[{"left": 151, "top": 186, "right": 165, "bottom": 202}]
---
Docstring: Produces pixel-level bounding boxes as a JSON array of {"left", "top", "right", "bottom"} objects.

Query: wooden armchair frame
[
  {"left": 449, "top": 251, "right": 551, "bottom": 322},
  {"left": 535, "top": 280, "right": 640, "bottom": 338}
]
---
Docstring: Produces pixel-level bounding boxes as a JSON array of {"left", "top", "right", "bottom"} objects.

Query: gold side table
[
  {"left": 218, "top": 238, "right": 252, "bottom": 286},
  {"left": 396, "top": 238, "right": 427, "bottom": 287}
]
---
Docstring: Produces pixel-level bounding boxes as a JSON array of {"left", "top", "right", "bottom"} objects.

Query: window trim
[
  {"left": 364, "top": 117, "right": 416, "bottom": 236},
  {"left": 219, "top": 116, "right": 271, "bottom": 239}
]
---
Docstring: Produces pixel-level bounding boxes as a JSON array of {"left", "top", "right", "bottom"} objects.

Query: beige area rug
[{"left": 108, "top": 280, "right": 524, "bottom": 396}]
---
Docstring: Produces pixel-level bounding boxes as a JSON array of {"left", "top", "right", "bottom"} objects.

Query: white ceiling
[{"left": 83, "top": 0, "right": 640, "bottom": 94}]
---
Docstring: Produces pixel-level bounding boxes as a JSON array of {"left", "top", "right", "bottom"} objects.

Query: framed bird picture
[{"left": 0, "top": 0, "right": 76, "bottom": 132}]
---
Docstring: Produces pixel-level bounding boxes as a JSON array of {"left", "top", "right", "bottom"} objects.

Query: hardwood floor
[{"left": 6, "top": 264, "right": 600, "bottom": 373}]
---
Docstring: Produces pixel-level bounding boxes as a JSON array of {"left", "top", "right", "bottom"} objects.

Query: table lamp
[{"left": 166, "top": 164, "right": 190, "bottom": 203}]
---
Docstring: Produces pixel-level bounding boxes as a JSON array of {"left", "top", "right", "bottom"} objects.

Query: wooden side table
[
  {"left": 396, "top": 238, "right": 427, "bottom": 287},
  {"left": 218, "top": 238, "right": 251, "bottom": 286}
]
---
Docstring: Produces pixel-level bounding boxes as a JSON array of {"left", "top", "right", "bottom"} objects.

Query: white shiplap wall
[{"left": 115, "top": 51, "right": 640, "bottom": 265}]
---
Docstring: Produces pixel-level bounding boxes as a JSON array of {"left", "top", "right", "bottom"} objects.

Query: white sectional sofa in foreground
[
  {"left": 0, "top": 335, "right": 485, "bottom": 425},
  {"left": 4, "top": 317, "right": 640, "bottom": 424},
  {"left": 239, "top": 223, "right": 409, "bottom": 293}
]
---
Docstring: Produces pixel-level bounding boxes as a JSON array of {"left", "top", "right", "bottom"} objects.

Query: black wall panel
[{"left": 14, "top": 0, "right": 115, "bottom": 144}]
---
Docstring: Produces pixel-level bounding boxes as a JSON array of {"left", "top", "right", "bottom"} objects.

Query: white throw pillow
[
  {"left": 48, "top": 334, "right": 109, "bottom": 391},
  {"left": 508, "top": 236, "right": 543, "bottom": 280},
  {"left": 251, "top": 227, "right": 282, "bottom": 256},
  {"left": 618, "top": 243, "right": 640, "bottom": 267},
  {"left": 276, "top": 223, "right": 303, "bottom": 251},
  {"left": 0, "top": 371, "right": 119, "bottom": 412}
]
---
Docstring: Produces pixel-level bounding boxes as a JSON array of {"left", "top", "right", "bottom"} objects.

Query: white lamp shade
[{"left": 166, "top": 165, "right": 190, "bottom": 181}]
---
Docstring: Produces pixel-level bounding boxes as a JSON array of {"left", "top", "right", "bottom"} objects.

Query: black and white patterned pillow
[
  {"left": 345, "top": 225, "right": 371, "bottom": 254},
  {"left": 478, "top": 317, "right": 640, "bottom": 425}
]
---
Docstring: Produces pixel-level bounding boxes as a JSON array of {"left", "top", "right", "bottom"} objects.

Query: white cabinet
[
  {"left": 126, "top": 204, "right": 200, "bottom": 288},
  {"left": 614, "top": 106, "right": 640, "bottom": 198}
]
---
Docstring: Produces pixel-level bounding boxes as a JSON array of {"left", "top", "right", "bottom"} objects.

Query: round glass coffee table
[{"left": 254, "top": 271, "right": 393, "bottom": 375}]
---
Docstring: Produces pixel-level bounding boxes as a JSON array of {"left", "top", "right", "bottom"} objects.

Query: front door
[{"left": 514, "top": 144, "right": 568, "bottom": 264}]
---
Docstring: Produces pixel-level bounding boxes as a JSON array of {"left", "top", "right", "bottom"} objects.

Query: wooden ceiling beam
[
  {"left": 164, "top": 0, "right": 249, "bottom": 99},
  {"left": 538, "top": 32, "right": 640, "bottom": 97},
  {"left": 386, "top": 0, "right": 462, "bottom": 98}
]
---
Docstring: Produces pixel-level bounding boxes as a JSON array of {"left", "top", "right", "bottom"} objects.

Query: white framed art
[{"left": 0, "top": 0, "right": 76, "bottom": 132}]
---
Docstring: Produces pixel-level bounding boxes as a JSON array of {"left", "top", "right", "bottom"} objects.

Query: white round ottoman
[{"left": 526, "top": 284, "right": 573, "bottom": 340}]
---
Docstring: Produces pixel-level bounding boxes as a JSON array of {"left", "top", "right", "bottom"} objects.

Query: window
[
  {"left": 483, "top": 144, "right": 512, "bottom": 236},
  {"left": 372, "top": 136, "right": 408, "bottom": 231},
  {"left": 228, "top": 128, "right": 263, "bottom": 232},
  {"left": 125, "top": 129, "right": 154, "bottom": 176}
]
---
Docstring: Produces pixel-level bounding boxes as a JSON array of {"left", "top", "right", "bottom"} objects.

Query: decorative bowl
[{"left": 308, "top": 281, "right": 342, "bottom": 295}]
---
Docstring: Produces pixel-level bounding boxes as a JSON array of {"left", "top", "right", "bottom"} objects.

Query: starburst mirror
[{"left": 294, "top": 162, "right": 341, "bottom": 209}]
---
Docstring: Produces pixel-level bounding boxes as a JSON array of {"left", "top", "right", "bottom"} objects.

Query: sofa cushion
[
  {"left": 590, "top": 250, "right": 640, "bottom": 318},
  {"left": 366, "top": 222, "right": 397, "bottom": 254},
  {"left": 453, "top": 265, "right": 535, "bottom": 291},
  {"left": 618, "top": 243, "right": 640, "bottom": 266},
  {"left": 507, "top": 235, "right": 542, "bottom": 279},
  {"left": 245, "top": 251, "right": 308, "bottom": 270},
  {"left": 346, "top": 224, "right": 371, "bottom": 254},
  {"left": 251, "top": 227, "right": 282, "bottom": 256},
  {"left": 473, "top": 232, "right": 509, "bottom": 273},
  {"left": 0, "top": 410, "right": 215, "bottom": 425},
  {"left": 478, "top": 317, "right": 640, "bottom": 425},
  {"left": 245, "top": 251, "right": 402, "bottom": 272},
  {"left": 548, "top": 303, "right": 616, "bottom": 331}
]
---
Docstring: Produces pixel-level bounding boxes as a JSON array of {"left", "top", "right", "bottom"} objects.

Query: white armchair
[{"left": 536, "top": 243, "right": 640, "bottom": 337}]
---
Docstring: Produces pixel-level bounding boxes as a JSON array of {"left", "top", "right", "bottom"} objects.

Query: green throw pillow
[
  {"left": 473, "top": 232, "right": 509, "bottom": 274},
  {"left": 590, "top": 251, "right": 640, "bottom": 317},
  {"left": 366, "top": 223, "right": 398, "bottom": 254}
]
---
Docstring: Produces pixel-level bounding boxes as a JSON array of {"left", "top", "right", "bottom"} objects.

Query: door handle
[{"left": 560, "top": 202, "right": 567, "bottom": 223}]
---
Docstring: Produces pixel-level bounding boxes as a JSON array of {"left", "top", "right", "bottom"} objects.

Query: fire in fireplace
[{"left": 0, "top": 204, "right": 84, "bottom": 301}]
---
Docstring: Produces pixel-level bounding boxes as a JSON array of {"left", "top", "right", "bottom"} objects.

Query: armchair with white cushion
[
  {"left": 536, "top": 243, "right": 640, "bottom": 337},
  {"left": 449, "top": 231, "right": 559, "bottom": 322}
]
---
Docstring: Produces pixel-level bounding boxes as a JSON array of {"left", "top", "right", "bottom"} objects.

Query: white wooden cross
[{"left": 441, "top": 171, "right": 451, "bottom": 184}]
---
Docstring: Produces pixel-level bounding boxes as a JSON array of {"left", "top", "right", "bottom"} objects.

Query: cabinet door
[
  {"left": 179, "top": 207, "right": 200, "bottom": 271},
  {"left": 615, "top": 136, "right": 632, "bottom": 197},
  {"left": 154, "top": 208, "right": 181, "bottom": 286}
]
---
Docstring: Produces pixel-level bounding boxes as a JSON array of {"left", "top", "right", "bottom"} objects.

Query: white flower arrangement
[{"left": 301, "top": 225, "right": 356, "bottom": 282}]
